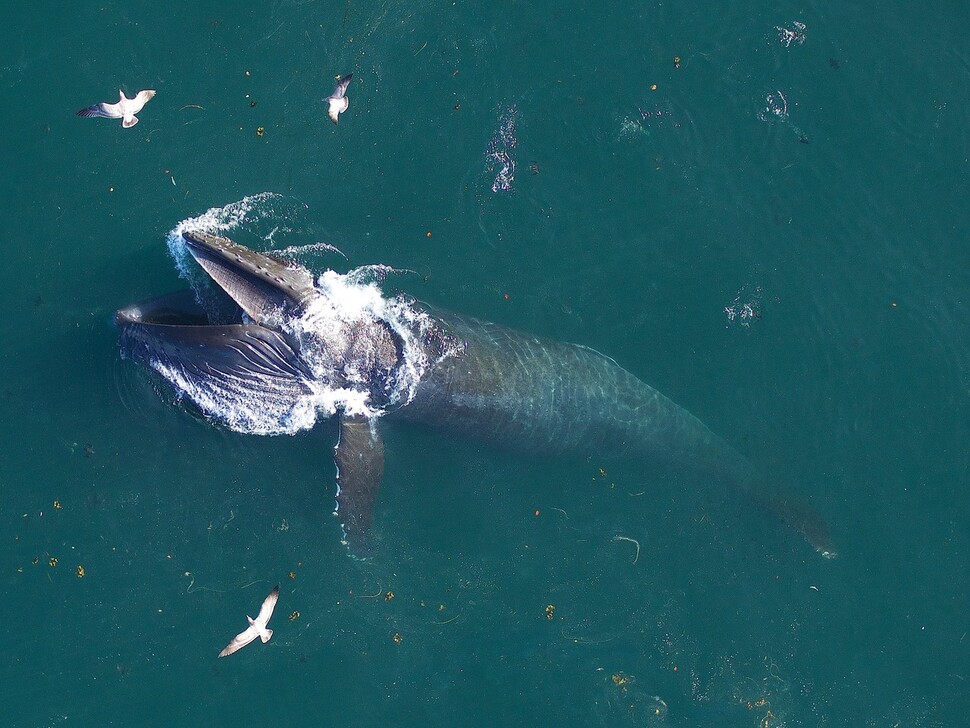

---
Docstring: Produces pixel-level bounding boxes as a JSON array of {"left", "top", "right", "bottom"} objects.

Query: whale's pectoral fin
[{"left": 333, "top": 414, "right": 385, "bottom": 554}]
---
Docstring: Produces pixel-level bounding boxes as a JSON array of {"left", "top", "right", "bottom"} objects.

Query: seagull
[
  {"left": 218, "top": 585, "right": 280, "bottom": 658},
  {"left": 76, "top": 89, "right": 156, "bottom": 128},
  {"left": 324, "top": 74, "right": 353, "bottom": 124}
]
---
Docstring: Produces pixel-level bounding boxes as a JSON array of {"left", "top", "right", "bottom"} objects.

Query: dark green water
[{"left": 2, "top": 1, "right": 968, "bottom": 725}]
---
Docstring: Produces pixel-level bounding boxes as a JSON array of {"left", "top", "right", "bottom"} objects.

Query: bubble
[
  {"left": 724, "top": 285, "right": 764, "bottom": 328},
  {"left": 774, "top": 21, "right": 807, "bottom": 48},
  {"left": 485, "top": 105, "right": 518, "bottom": 193}
]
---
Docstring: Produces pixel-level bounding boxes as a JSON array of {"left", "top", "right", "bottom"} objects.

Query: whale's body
[
  {"left": 395, "top": 311, "right": 737, "bottom": 467},
  {"left": 116, "top": 231, "right": 834, "bottom": 558}
]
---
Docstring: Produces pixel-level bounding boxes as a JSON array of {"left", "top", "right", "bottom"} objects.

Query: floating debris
[
  {"left": 612, "top": 535, "right": 641, "bottom": 564},
  {"left": 545, "top": 604, "right": 556, "bottom": 620},
  {"left": 606, "top": 670, "right": 668, "bottom": 720}
]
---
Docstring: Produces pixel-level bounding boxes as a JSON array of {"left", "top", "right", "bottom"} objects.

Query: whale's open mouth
[
  {"left": 115, "top": 286, "right": 313, "bottom": 384},
  {"left": 115, "top": 230, "right": 432, "bottom": 435},
  {"left": 116, "top": 232, "right": 318, "bottom": 383},
  {"left": 115, "top": 232, "right": 324, "bottom": 434}
]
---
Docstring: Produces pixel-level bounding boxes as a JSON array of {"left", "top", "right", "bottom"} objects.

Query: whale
[{"left": 116, "top": 230, "right": 836, "bottom": 558}]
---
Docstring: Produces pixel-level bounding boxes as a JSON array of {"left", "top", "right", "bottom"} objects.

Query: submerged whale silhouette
[{"left": 116, "top": 231, "right": 835, "bottom": 558}]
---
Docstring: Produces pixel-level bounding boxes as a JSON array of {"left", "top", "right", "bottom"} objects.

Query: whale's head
[{"left": 116, "top": 231, "right": 405, "bottom": 434}]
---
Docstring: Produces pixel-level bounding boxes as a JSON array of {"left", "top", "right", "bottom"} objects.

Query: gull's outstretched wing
[
  {"left": 325, "top": 74, "right": 353, "bottom": 124},
  {"left": 76, "top": 101, "right": 122, "bottom": 119},
  {"left": 131, "top": 89, "right": 156, "bottom": 112},
  {"left": 254, "top": 585, "right": 280, "bottom": 626},
  {"left": 329, "top": 74, "right": 352, "bottom": 100},
  {"left": 218, "top": 625, "right": 258, "bottom": 658}
]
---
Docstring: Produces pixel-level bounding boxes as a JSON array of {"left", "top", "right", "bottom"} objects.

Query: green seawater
[{"left": 1, "top": 1, "right": 968, "bottom": 725}]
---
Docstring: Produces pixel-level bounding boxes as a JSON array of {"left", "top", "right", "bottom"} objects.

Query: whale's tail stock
[
  {"left": 660, "top": 422, "right": 838, "bottom": 559},
  {"left": 689, "top": 437, "right": 837, "bottom": 558},
  {"left": 741, "top": 477, "right": 838, "bottom": 559}
]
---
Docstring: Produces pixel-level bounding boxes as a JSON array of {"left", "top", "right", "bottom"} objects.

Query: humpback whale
[{"left": 116, "top": 231, "right": 835, "bottom": 558}]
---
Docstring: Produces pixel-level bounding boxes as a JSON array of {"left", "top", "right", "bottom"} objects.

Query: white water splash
[
  {"left": 775, "top": 21, "right": 806, "bottom": 48},
  {"left": 290, "top": 269, "right": 444, "bottom": 415},
  {"left": 165, "top": 193, "right": 282, "bottom": 285},
  {"left": 153, "top": 360, "right": 320, "bottom": 436},
  {"left": 486, "top": 105, "right": 518, "bottom": 193},
  {"left": 758, "top": 90, "right": 810, "bottom": 143},
  {"left": 724, "top": 285, "right": 763, "bottom": 328},
  {"left": 274, "top": 241, "right": 348, "bottom": 260}
]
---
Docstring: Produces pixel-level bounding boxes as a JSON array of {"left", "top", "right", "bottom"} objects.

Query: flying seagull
[
  {"left": 218, "top": 584, "right": 280, "bottom": 658},
  {"left": 324, "top": 74, "right": 352, "bottom": 124},
  {"left": 76, "top": 89, "right": 156, "bottom": 128}
]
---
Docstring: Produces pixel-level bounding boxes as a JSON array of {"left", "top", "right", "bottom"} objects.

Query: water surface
[{"left": 1, "top": 1, "right": 968, "bottom": 725}]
